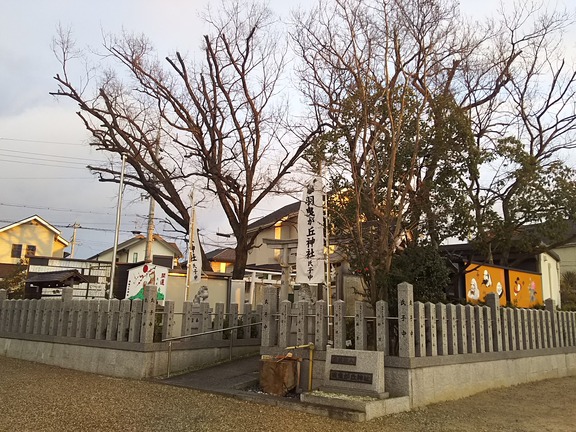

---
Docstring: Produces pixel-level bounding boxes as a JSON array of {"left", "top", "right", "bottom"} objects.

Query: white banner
[
  {"left": 296, "top": 176, "right": 325, "bottom": 284},
  {"left": 189, "top": 207, "right": 202, "bottom": 284}
]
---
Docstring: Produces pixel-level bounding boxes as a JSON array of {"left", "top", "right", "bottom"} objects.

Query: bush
[
  {"left": 383, "top": 244, "right": 451, "bottom": 311},
  {"left": 560, "top": 271, "right": 576, "bottom": 311}
]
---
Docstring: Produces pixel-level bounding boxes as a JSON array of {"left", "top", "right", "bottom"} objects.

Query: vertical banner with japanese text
[
  {"left": 190, "top": 208, "right": 202, "bottom": 284},
  {"left": 186, "top": 189, "right": 202, "bottom": 297},
  {"left": 296, "top": 176, "right": 325, "bottom": 284}
]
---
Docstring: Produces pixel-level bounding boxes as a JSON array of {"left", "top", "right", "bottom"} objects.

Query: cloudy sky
[
  {"left": 1, "top": 0, "right": 290, "bottom": 259},
  {"left": 1, "top": 0, "right": 574, "bottom": 259}
]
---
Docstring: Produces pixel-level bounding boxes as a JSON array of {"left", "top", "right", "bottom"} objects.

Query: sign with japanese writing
[
  {"left": 126, "top": 263, "right": 169, "bottom": 305},
  {"left": 296, "top": 176, "right": 325, "bottom": 284},
  {"left": 190, "top": 210, "right": 202, "bottom": 284}
]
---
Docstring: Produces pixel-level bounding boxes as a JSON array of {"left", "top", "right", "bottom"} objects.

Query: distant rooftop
[{"left": 247, "top": 201, "right": 300, "bottom": 232}]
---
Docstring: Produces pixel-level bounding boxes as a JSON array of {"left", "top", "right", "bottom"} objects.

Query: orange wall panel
[
  {"left": 465, "top": 264, "right": 506, "bottom": 306},
  {"left": 508, "top": 270, "right": 543, "bottom": 308}
]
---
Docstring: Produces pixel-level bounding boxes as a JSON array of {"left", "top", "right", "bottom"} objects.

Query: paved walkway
[{"left": 163, "top": 355, "right": 261, "bottom": 395}]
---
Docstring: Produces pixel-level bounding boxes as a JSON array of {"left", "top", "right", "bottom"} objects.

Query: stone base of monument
[
  {"left": 300, "top": 391, "right": 410, "bottom": 421},
  {"left": 296, "top": 347, "right": 410, "bottom": 421}
]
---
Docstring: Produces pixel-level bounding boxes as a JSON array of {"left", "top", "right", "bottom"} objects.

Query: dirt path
[{"left": 0, "top": 356, "right": 574, "bottom": 431}]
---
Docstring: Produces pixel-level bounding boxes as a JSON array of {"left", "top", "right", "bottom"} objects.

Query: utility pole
[
  {"left": 144, "top": 196, "right": 155, "bottom": 262},
  {"left": 145, "top": 135, "right": 160, "bottom": 263},
  {"left": 70, "top": 222, "right": 80, "bottom": 258},
  {"left": 109, "top": 154, "right": 127, "bottom": 301}
]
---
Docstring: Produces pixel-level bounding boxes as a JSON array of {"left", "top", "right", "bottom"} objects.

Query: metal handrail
[{"left": 163, "top": 321, "right": 262, "bottom": 378}]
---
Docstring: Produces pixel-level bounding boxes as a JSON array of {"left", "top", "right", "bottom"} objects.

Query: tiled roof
[
  {"left": 206, "top": 247, "right": 236, "bottom": 263},
  {"left": 247, "top": 201, "right": 300, "bottom": 232},
  {"left": 26, "top": 270, "right": 88, "bottom": 285}
]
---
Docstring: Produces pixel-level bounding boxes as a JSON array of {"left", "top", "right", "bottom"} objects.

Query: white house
[{"left": 88, "top": 234, "right": 183, "bottom": 268}]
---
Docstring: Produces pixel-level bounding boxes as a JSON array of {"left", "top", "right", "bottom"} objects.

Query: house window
[
  {"left": 11, "top": 244, "right": 22, "bottom": 258},
  {"left": 26, "top": 245, "right": 37, "bottom": 257},
  {"left": 133, "top": 252, "right": 138, "bottom": 263}
]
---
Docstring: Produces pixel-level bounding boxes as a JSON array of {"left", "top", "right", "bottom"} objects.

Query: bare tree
[
  {"left": 293, "top": 0, "right": 575, "bottom": 303},
  {"left": 52, "top": 2, "right": 321, "bottom": 279},
  {"left": 457, "top": 2, "right": 576, "bottom": 266},
  {"left": 292, "top": 0, "right": 498, "bottom": 303}
]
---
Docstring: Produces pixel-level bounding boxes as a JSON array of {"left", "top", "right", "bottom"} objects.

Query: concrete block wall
[
  {"left": 0, "top": 336, "right": 260, "bottom": 379},
  {"left": 388, "top": 350, "right": 576, "bottom": 407}
]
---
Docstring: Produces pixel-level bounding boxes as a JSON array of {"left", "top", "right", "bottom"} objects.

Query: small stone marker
[
  {"left": 322, "top": 347, "right": 388, "bottom": 399},
  {"left": 397, "top": 282, "right": 414, "bottom": 358}
]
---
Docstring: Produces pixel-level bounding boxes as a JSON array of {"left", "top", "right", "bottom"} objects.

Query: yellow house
[{"left": 0, "top": 215, "right": 69, "bottom": 264}]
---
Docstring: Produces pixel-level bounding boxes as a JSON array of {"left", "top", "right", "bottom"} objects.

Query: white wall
[
  {"left": 98, "top": 240, "right": 177, "bottom": 264},
  {"left": 539, "top": 252, "right": 562, "bottom": 307}
]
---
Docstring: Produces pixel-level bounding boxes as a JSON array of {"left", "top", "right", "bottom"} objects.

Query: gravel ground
[{"left": 1, "top": 355, "right": 576, "bottom": 432}]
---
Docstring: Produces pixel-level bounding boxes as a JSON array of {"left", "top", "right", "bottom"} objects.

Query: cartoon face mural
[
  {"left": 465, "top": 264, "right": 506, "bottom": 306},
  {"left": 507, "top": 270, "right": 543, "bottom": 308},
  {"left": 482, "top": 270, "right": 492, "bottom": 287},
  {"left": 468, "top": 278, "right": 480, "bottom": 301},
  {"left": 496, "top": 282, "right": 503, "bottom": 298}
]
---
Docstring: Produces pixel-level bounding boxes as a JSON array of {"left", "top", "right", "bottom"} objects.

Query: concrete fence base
[
  {"left": 0, "top": 335, "right": 260, "bottom": 379},
  {"left": 385, "top": 348, "right": 576, "bottom": 407}
]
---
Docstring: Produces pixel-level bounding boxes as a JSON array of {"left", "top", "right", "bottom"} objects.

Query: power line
[
  {"left": 0, "top": 202, "right": 123, "bottom": 216},
  {"left": 0, "top": 153, "right": 87, "bottom": 166},
  {"left": 0, "top": 148, "right": 99, "bottom": 163},
  {"left": 0, "top": 177, "right": 93, "bottom": 180},
  {"left": 0, "top": 137, "right": 85, "bottom": 146},
  {"left": 0, "top": 159, "right": 88, "bottom": 170}
]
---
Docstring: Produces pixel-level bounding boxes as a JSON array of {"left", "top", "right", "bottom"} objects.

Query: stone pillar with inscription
[
  {"left": 26, "top": 300, "right": 38, "bottom": 335},
  {"left": 465, "top": 305, "right": 476, "bottom": 354},
  {"left": 446, "top": 304, "right": 458, "bottom": 355},
  {"left": 278, "top": 300, "right": 291, "bottom": 348},
  {"left": 397, "top": 282, "right": 415, "bottom": 358},
  {"left": 376, "top": 300, "right": 388, "bottom": 354},
  {"left": 261, "top": 285, "right": 277, "bottom": 347},
  {"left": 500, "top": 308, "right": 509, "bottom": 351},
  {"left": 106, "top": 299, "right": 120, "bottom": 341},
  {"left": 129, "top": 298, "right": 143, "bottom": 343},
  {"left": 333, "top": 300, "right": 346, "bottom": 349},
  {"left": 414, "top": 302, "right": 425, "bottom": 357},
  {"left": 425, "top": 302, "right": 437, "bottom": 357},
  {"left": 507, "top": 309, "right": 517, "bottom": 351},
  {"left": 139, "top": 285, "right": 157, "bottom": 344},
  {"left": 456, "top": 304, "right": 467, "bottom": 354},
  {"left": 162, "top": 300, "right": 175, "bottom": 341},
  {"left": 436, "top": 303, "right": 448, "bottom": 356},
  {"left": 315, "top": 300, "right": 328, "bottom": 349},
  {"left": 474, "top": 306, "right": 485, "bottom": 353},
  {"left": 354, "top": 301, "right": 369, "bottom": 351},
  {"left": 296, "top": 300, "right": 309, "bottom": 346},
  {"left": 117, "top": 299, "right": 131, "bottom": 342},
  {"left": 486, "top": 293, "right": 502, "bottom": 352}
]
